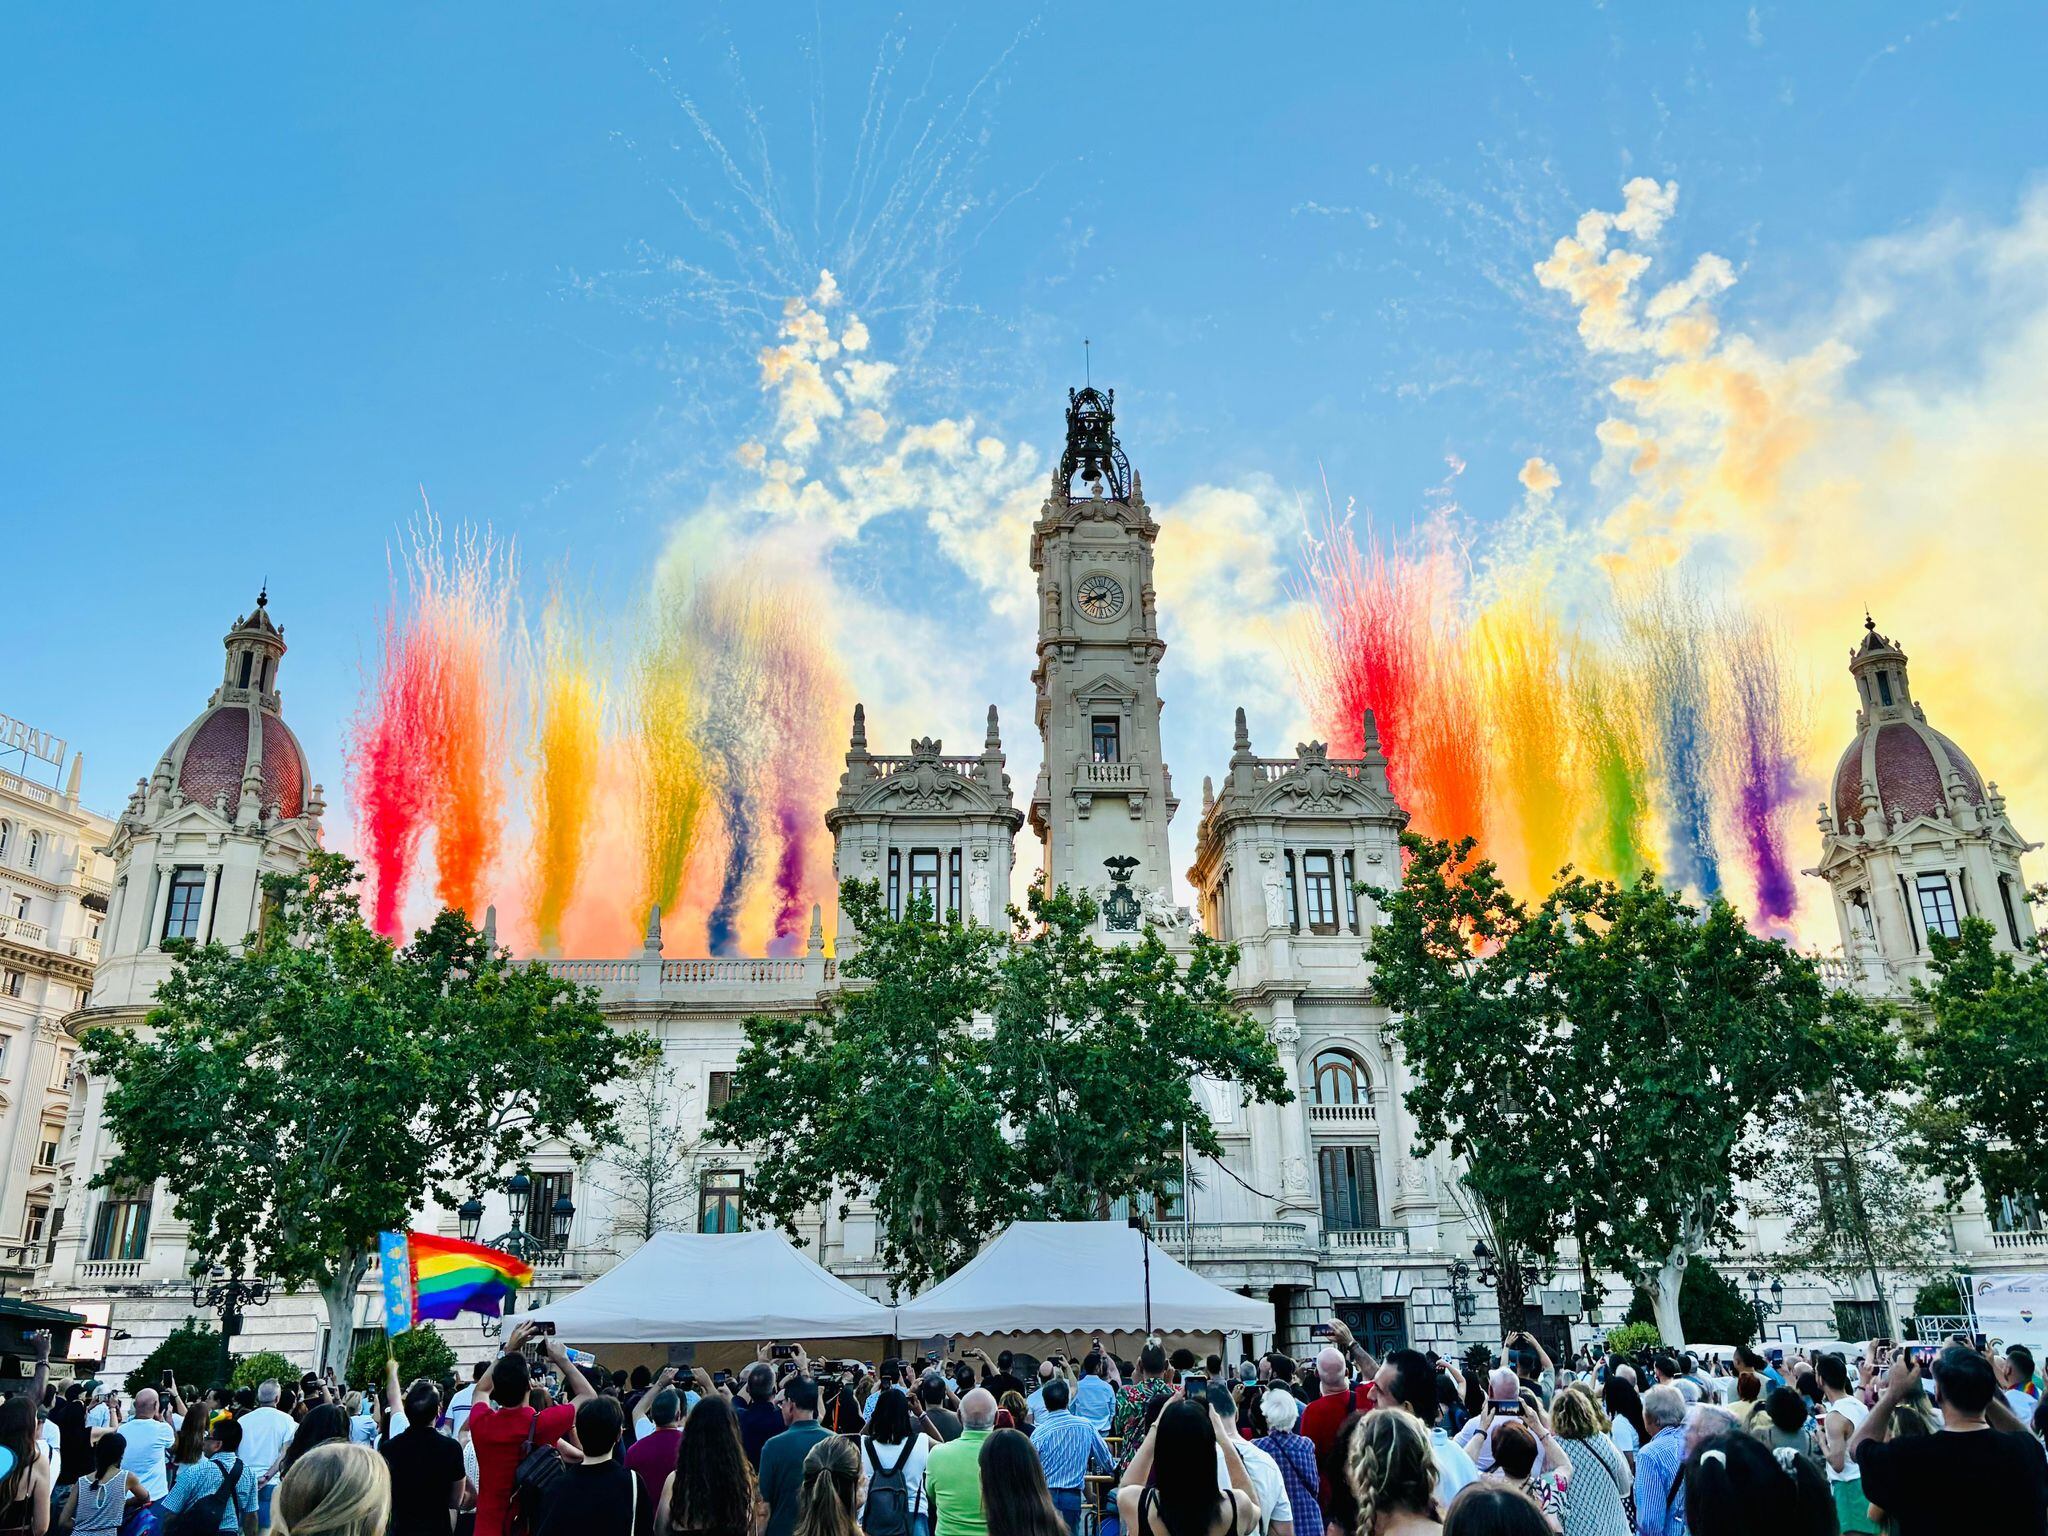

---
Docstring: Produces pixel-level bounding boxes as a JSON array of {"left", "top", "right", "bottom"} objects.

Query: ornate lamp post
[
  {"left": 467, "top": 1173, "right": 575, "bottom": 1278},
  {"left": 1746, "top": 1270, "right": 1785, "bottom": 1339},
  {"left": 192, "top": 1270, "right": 273, "bottom": 1389},
  {"left": 1448, "top": 1259, "right": 1478, "bottom": 1328}
]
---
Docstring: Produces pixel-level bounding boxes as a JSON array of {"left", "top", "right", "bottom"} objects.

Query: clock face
[{"left": 1075, "top": 574, "right": 1126, "bottom": 621}]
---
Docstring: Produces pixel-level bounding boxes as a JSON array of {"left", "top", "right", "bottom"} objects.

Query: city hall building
[{"left": 32, "top": 393, "right": 2044, "bottom": 1377}]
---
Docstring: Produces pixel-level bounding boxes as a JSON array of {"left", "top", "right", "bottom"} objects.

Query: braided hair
[{"left": 1346, "top": 1408, "right": 1438, "bottom": 1534}]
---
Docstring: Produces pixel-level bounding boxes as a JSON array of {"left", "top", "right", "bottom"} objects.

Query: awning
[
  {"left": 517, "top": 1230, "right": 895, "bottom": 1344},
  {"left": 893, "top": 1221, "right": 1275, "bottom": 1336}
]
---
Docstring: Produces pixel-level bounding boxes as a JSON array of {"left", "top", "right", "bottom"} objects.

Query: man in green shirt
[
  {"left": 758, "top": 1376, "right": 832, "bottom": 1536},
  {"left": 924, "top": 1388, "right": 997, "bottom": 1536}
]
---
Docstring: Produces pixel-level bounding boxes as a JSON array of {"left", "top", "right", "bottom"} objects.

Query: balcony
[
  {"left": 81, "top": 1259, "right": 144, "bottom": 1280},
  {"left": 1079, "top": 761, "right": 1140, "bottom": 788},
  {"left": 1148, "top": 1222, "right": 1312, "bottom": 1256},
  {"left": 1324, "top": 1227, "right": 1409, "bottom": 1253},
  {"left": 531, "top": 1246, "right": 619, "bottom": 1279},
  {"left": 0, "top": 917, "right": 48, "bottom": 945},
  {"left": 69, "top": 936, "right": 101, "bottom": 963},
  {"left": 1989, "top": 1231, "right": 2048, "bottom": 1255},
  {"left": 1308, "top": 1102, "right": 1377, "bottom": 1127}
]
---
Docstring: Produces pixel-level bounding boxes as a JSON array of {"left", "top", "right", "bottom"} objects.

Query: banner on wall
[{"left": 1970, "top": 1273, "right": 2048, "bottom": 1336}]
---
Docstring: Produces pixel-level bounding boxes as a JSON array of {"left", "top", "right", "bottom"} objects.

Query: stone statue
[
  {"left": 1262, "top": 872, "right": 1289, "bottom": 928},
  {"left": 968, "top": 868, "right": 992, "bottom": 926}
]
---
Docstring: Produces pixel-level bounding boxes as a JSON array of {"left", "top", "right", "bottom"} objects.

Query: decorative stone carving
[
  {"left": 968, "top": 868, "right": 991, "bottom": 925},
  {"left": 1074, "top": 791, "right": 1093, "bottom": 819},
  {"left": 1269, "top": 1020, "right": 1301, "bottom": 1048},
  {"left": 1262, "top": 872, "right": 1289, "bottom": 928},
  {"left": 1141, "top": 886, "right": 1187, "bottom": 929},
  {"left": 1282, "top": 1154, "right": 1310, "bottom": 1196}
]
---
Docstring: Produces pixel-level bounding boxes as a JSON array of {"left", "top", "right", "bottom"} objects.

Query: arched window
[
  {"left": 23, "top": 831, "right": 38, "bottom": 871},
  {"left": 0, "top": 821, "right": 10, "bottom": 862},
  {"left": 1311, "top": 1048, "right": 1370, "bottom": 1106}
]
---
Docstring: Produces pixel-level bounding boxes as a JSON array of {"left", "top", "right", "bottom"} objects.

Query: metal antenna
[{"left": 1084, "top": 337, "right": 1091, "bottom": 385}]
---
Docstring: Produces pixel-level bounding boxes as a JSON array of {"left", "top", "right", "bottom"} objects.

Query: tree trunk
[
  {"left": 1652, "top": 1246, "right": 1687, "bottom": 1346},
  {"left": 321, "top": 1251, "right": 370, "bottom": 1378}
]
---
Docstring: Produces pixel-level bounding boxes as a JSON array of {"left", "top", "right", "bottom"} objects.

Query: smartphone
[
  {"left": 713, "top": 1370, "right": 730, "bottom": 1387},
  {"left": 771, "top": 1343, "right": 798, "bottom": 1360},
  {"left": 160, "top": 1370, "right": 174, "bottom": 1389},
  {"left": 1183, "top": 1373, "right": 1208, "bottom": 1392},
  {"left": 1310, "top": 1323, "right": 1335, "bottom": 1339},
  {"left": 1490, "top": 1398, "right": 1522, "bottom": 1417},
  {"left": 530, "top": 1322, "right": 557, "bottom": 1337}
]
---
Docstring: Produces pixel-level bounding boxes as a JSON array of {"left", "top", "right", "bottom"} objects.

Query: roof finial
[
  {"left": 1084, "top": 337, "right": 1091, "bottom": 387},
  {"left": 1864, "top": 607, "right": 1874, "bottom": 633},
  {"left": 258, "top": 579, "right": 269, "bottom": 610},
  {"left": 985, "top": 704, "right": 1001, "bottom": 751}
]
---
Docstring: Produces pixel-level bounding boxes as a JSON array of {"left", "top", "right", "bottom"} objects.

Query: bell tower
[{"left": 1028, "top": 387, "right": 1179, "bottom": 931}]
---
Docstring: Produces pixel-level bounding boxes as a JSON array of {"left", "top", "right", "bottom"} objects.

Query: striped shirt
[{"left": 1031, "top": 1409, "right": 1114, "bottom": 1491}]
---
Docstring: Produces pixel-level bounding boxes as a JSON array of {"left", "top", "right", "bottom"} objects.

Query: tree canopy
[
  {"left": 711, "top": 881, "right": 1289, "bottom": 1289},
  {"left": 1368, "top": 834, "right": 1877, "bottom": 1341},
  {"left": 1899, "top": 916, "right": 2048, "bottom": 1215},
  {"left": 84, "top": 851, "right": 651, "bottom": 1373}
]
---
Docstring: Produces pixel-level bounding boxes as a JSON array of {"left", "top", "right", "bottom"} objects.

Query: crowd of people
[{"left": 4, "top": 1317, "right": 2043, "bottom": 1536}]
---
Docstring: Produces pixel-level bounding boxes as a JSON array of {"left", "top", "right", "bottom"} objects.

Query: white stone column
[
  {"left": 194, "top": 864, "right": 221, "bottom": 946},
  {"left": 144, "top": 862, "right": 175, "bottom": 951},
  {"left": 1271, "top": 1015, "right": 1315, "bottom": 1223}
]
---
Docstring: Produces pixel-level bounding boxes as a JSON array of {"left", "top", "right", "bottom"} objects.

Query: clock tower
[{"left": 1029, "top": 387, "right": 1180, "bottom": 931}]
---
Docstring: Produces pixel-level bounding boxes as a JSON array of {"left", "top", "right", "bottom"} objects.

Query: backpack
[
  {"left": 862, "top": 1438, "right": 915, "bottom": 1536},
  {"left": 164, "top": 1457, "right": 247, "bottom": 1536},
  {"left": 513, "top": 1411, "right": 572, "bottom": 1534}
]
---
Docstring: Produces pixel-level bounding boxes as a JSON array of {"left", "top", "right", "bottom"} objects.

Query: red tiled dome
[
  {"left": 176, "top": 706, "right": 307, "bottom": 818},
  {"left": 1831, "top": 718, "right": 1986, "bottom": 833}
]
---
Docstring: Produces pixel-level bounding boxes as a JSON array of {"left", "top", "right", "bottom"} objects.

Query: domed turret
[
  {"left": 146, "top": 589, "right": 312, "bottom": 827},
  {"left": 1809, "top": 616, "right": 2038, "bottom": 992},
  {"left": 1827, "top": 617, "right": 1988, "bottom": 836}
]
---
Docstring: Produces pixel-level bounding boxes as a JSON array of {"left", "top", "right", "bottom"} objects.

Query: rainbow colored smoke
[
  {"left": 350, "top": 529, "right": 848, "bottom": 956},
  {"left": 1293, "top": 516, "right": 1808, "bottom": 926}
]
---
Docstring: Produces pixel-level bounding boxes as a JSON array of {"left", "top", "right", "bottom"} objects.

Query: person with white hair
[
  {"left": 1253, "top": 1389, "right": 1322, "bottom": 1536},
  {"left": 238, "top": 1378, "right": 298, "bottom": 1531},
  {"left": 1451, "top": 1368, "right": 1525, "bottom": 1474},
  {"left": 1630, "top": 1384, "right": 1691, "bottom": 1536}
]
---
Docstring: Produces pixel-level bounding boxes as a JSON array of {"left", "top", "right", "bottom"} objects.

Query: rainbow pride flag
[{"left": 378, "top": 1230, "right": 533, "bottom": 1334}]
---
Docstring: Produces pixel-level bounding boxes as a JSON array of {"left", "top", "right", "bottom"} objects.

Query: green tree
[
  {"left": 1909, "top": 1278, "right": 1963, "bottom": 1337},
  {"left": 84, "top": 852, "right": 652, "bottom": 1376},
  {"left": 1758, "top": 1081, "right": 1949, "bottom": 1341},
  {"left": 1604, "top": 1321, "right": 1663, "bottom": 1355},
  {"left": 1368, "top": 834, "right": 1865, "bottom": 1343},
  {"left": 712, "top": 882, "right": 1289, "bottom": 1289},
  {"left": 1899, "top": 917, "right": 2048, "bottom": 1215},
  {"left": 231, "top": 1350, "right": 304, "bottom": 1390},
  {"left": 587, "top": 1058, "right": 703, "bottom": 1246},
  {"left": 1624, "top": 1256, "right": 1757, "bottom": 1344},
  {"left": 345, "top": 1324, "right": 457, "bottom": 1392},
  {"left": 125, "top": 1320, "right": 234, "bottom": 1396}
]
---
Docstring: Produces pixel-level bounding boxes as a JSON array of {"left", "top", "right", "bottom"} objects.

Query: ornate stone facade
[{"left": 37, "top": 416, "right": 2045, "bottom": 1380}]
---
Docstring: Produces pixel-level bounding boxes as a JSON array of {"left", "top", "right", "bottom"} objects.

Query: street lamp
[
  {"left": 1448, "top": 1260, "right": 1478, "bottom": 1327},
  {"left": 193, "top": 1271, "right": 273, "bottom": 1388},
  {"left": 1745, "top": 1270, "right": 1785, "bottom": 1339},
  {"left": 549, "top": 1194, "right": 575, "bottom": 1247},
  {"left": 474, "top": 1172, "right": 559, "bottom": 1264}
]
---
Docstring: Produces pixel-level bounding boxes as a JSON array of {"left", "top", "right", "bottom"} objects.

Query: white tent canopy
[
  {"left": 894, "top": 1221, "right": 1275, "bottom": 1336},
  {"left": 518, "top": 1230, "right": 895, "bottom": 1344}
]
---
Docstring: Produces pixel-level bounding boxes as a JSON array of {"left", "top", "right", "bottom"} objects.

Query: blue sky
[{"left": 6, "top": 3, "right": 2043, "bottom": 932}]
